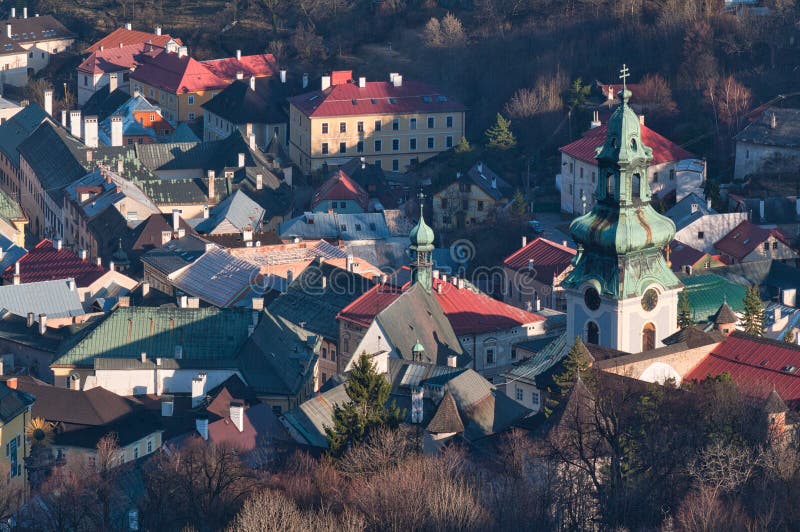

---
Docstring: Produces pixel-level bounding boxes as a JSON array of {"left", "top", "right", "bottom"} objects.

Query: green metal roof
[
  {"left": 681, "top": 274, "right": 747, "bottom": 324},
  {"left": 52, "top": 307, "right": 254, "bottom": 368}
]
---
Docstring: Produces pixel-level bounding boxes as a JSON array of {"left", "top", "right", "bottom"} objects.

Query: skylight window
[
  {"left": 370, "top": 99, "right": 377, "bottom": 104},
  {"left": 352, "top": 99, "right": 357, "bottom": 105},
  {"left": 389, "top": 98, "right": 397, "bottom": 104},
  {"left": 308, "top": 94, "right": 320, "bottom": 102},
  {"left": 422, "top": 96, "right": 433, "bottom": 103},
  {"left": 436, "top": 95, "right": 448, "bottom": 102}
]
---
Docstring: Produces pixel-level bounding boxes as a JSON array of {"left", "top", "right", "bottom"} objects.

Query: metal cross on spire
[{"left": 619, "top": 64, "right": 630, "bottom": 92}]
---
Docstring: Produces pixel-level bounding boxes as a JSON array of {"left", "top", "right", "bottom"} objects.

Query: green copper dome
[{"left": 410, "top": 204, "right": 435, "bottom": 251}]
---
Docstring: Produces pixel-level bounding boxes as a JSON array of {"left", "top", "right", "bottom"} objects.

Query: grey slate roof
[
  {"left": 0, "top": 382, "right": 34, "bottom": 424},
  {"left": 82, "top": 86, "right": 132, "bottom": 121},
  {"left": 736, "top": 107, "right": 800, "bottom": 148},
  {"left": 666, "top": 192, "right": 715, "bottom": 230},
  {"left": 426, "top": 390, "right": 464, "bottom": 433},
  {"left": 140, "top": 234, "right": 208, "bottom": 276},
  {"left": 201, "top": 78, "right": 287, "bottom": 126},
  {"left": 710, "top": 260, "right": 800, "bottom": 294},
  {"left": 194, "top": 190, "right": 265, "bottom": 235},
  {"left": 0, "top": 103, "right": 47, "bottom": 167},
  {"left": 0, "top": 235, "right": 26, "bottom": 273},
  {"left": 18, "top": 121, "right": 90, "bottom": 202},
  {"left": 170, "top": 246, "right": 262, "bottom": 308},
  {"left": 505, "top": 333, "right": 572, "bottom": 386},
  {"left": 279, "top": 212, "right": 390, "bottom": 241},
  {"left": 463, "top": 161, "right": 513, "bottom": 201},
  {"left": 0, "top": 278, "right": 84, "bottom": 319}
]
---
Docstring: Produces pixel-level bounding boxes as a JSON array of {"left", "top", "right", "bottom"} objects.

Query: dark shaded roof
[
  {"left": 679, "top": 274, "right": 747, "bottom": 323},
  {"left": 0, "top": 313, "right": 80, "bottom": 353},
  {"left": 714, "top": 220, "right": 792, "bottom": 261},
  {"left": 0, "top": 15, "right": 74, "bottom": 47},
  {"left": 426, "top": 390, "right": 464, "bottom": 433},
  {"left": 662, "top": 326, "right": 726, "bottom": 347},
  {"left": 712, "top": 302, "right": 739, "bottom": 324},
  {"left": 131, "top": 212, "right": 198, "bottom": 252},
  {"left": 202, "top": 231, "right": 281, "bottom": 249},
  {"left": 0, "top": 102, "right": 47, "bottom": 168},
  {"left": 0, "top": 382, "right": 34, "bottom": 423},
  {"left": 666, "top": 192, "right": 716, "bottom": 230},
  {"left": 201, "top": 78, "right": 287, "bottom": 125},
  {"left": 268, "top": 259, "right": 374, "bottom": 341},
  {"left": 82, "top": 86, "right": 135, "bottom": 122},
  {"left": 736, "top": 107, "right": 800, "bottom": 148},
  {"left": 17, "top": 121, "right": 89, "bottom": 202},
  {"left": 710, "top": 260, "right": 800, "bottom": 292},
  {"left": 2, "top": 239, "right": 109, "bottom": 287},
  {"left": 139, "top": 234, "right": 207, "bottom": 276},
  {"left": 764, "top": 388, "right": 788, "bottom": 414},
  {"left": 463, "top": 162, "right": 513, "bottom": 201}
]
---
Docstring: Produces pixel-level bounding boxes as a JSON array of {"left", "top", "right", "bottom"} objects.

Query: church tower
[
  {"left": 409, "top": 197, "right": 435, "bottom": 292},
  {"left": 561, "top": 66, "right": 682, "bottom": 353}
]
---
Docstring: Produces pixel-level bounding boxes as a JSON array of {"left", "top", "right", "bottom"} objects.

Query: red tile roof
[
  {"left": 202, "top": 54, "right": 277, "bottom": 82},
  {"left": 560, "top": 124, "right": 694, "bottom": 166},
  {"left": 78, "top": 42, "right": 164, "bottom": 75},
  {"left": 2, "top": 239, "right": 109, "bottom": 287},
  {"left": 337, "top": 272, "right": 543, "bottom": 335},
  {"left": 503, "top": 237, "right": 576, "bottom": 281},
  {"left": 713, "top": 220, "right": 792, "bottom": 261},
  {"left": 685, "top": 332, "right": 800, "bottom": 407},
  {"left": 130, "top": 50, "right": 228, "bottom": 94},
  {"left": 311, "top": 170, "right": 369, "bottom": 211},
  {"left": 86, "top": 27, "right": 182, "bottom": 53},
  {"left": 288, "top": 79, "right": 465, "bottom": 118}
]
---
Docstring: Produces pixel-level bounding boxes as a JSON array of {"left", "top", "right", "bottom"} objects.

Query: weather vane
[{"left": 619, "top": 64, "right": 630, "bottom": 92}]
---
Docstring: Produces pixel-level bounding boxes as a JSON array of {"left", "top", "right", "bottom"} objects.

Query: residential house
[
  {"left": 0, "top": 97, "right": 22, "bottom": 124},
  {"left": 130, "top": 47, "right": 276, "bottom": 123},
  {"left": 502, "top": 236, "right": 576, "bottom": 312},
  {"left": 710, "top": 260, "right": 800, "bottom": 307},
  {"left": 0, "top": 102, "right": 47, "bottom": 202},
  {"left": 268, "top": 259, "right": 376, "bottom": 389},
  {"left": 763, "top": 303, "right": 800, "bottom": 342},
  {"left": 433, "top": 161, "right": 514, "bottom": 230},
  {"left": 679, "top": 273, "right": 747, "bottom": 324},
  {"left": 202, "top": 76, "right": 288, "bottom": 149},
  {"left": 279, "top": 211, "right": 390, "bottom": 242},
  {"left": 192, "top": 190, "right": 265, "bottom": 237},
  {"left": 0, "top": 279, "right": 86, "bottom": 328},
  {"left": 12, "top": 378, "right": 163, "bottom": 467},
  {"left": 287, "top": 71, "right": 465, "bottom": 174},
  {"left": 503, "top": 332, "right": 573, "bottom": 414},
  {"left": 558, "top": 117, "right": 697, "bottom": 214},
  {"left": 734, "top": 107, "right": 800, "bottom": 181},
  {"left": 338, "top": 156, "right": 414, "bottom": 209},
  {"left": 0, "top": 10, "right": 74, "bottom": 86},
  {"left": 714, "top": 220, "right": 798, "bottom": 265},
  {"left": 85, "top": 24, "right": 181, "bottom": 54},
  {"left": 139, "top": 233, "right": 206, "bottom": 295},
  {"left": 0, "top": 380, "right": 34, "bottom": 489},
  {"left": 727, "top": 194, "right": 800, "bottom": 226},
  {"left": 311, "top": 170, "right": 369, "bottom": 213},
  {"left": 666, "top": 192, "right": 748, "bottom": 253},
  {"left": 97, "top": 92, "right": 174, "bottom": 146},
  {"left": 0, "top": 186, "right": 26, "bottom": 247},
  {"left": 667, "top": 241, "right": 727, "bottom": 273}
]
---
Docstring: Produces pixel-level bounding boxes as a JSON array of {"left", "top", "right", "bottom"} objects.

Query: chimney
[
  {"left": 321, "top": 276, "right": 327, "bottom": 289},
  {"left": 535, "top": 298, "right": 542, "bottom": 311},
  {"left": 192, "top": 373, "right": 207, "bottom": 407},
  {"left": 141, "top": 282, "right": 150, "bottom": 297},
  {"left": 195, "top": 415, "right": 208, "bottom": 440},
  {"left": 179, "top": 295, "right": 188, "bottom": 308},
  {"left": 118, "top": 296, "right": 130, "bottom": 307},
  {"left": 346, "top": 254, "right": 354, "bottom": 271},
  {"left": 95, "top": 257, "right": 102, "bottom": 266},
  {"left": 38, "top": 314, "right": 47, "bottom": 334},
  {"left": 238, "top": 152, "right": 245, "bottom": 167},
  {"left": 321, "top": 75, "right": 331, "bottom": 91},
  {"left": 12, "top": 261, "right": 20, "bottom": 285},
  {"left": 125, "top": 22, "right": 132, "bottom": 30},
  {"left": 230, "top": 401, "right": 244, "bottom": 432},
  {"left": 447, "top": 354, "right": 458, "bottom": 368},
  {"left": 60, "top": 110, "right": 67, "bottom": 128},
  {"left": 108, "top": 72, "right": 119, "bottom": 93},
  {"left": 302, "top": 73, "right": 309, "bottom": 88},
  {"left": 155, "top": 26, "right": 162, "bottom": 36},
  {"left": 759, "top": 199, "right": 765, "bottom": 222},
  {"left": 256, "top": 173, "right": 263, "bottom": 190},
  {"left": 249, "top": 75, "right": 255, "bottom": 91},
  {"left": 770, "top": 112, "right": 777, "bottom": 129},
  {"left": 207, "top": 170, "right": 215, "bottom": 199},
  {"left": 286, "top": 269, "right": 294, "bottom": 285},
  {"left": 433, "top": 269, "right": 440, "bottom": 279},
  {"left": 590, "top": 110, "right": 601, "bottom": 129},
  {"left": 178, "top": 46, "right": 188, "bottom": 58},
  {"left": 202, "top": 204, "right": 209, "bottom": 219},
  {"left": 707, "top": 198, "right": 712, "bottom": 210},
  {"left": 27, "top": 312, "right": 34, "bottom": 328},
  {"left": 360, "top": 156, "right": 366, "bottom": 170},
  {"left": 83, "top": 116, "right": 99, "bottom": 148},
  {"left": 457, "top": 278, "right": 465, "bottom": 289},
  {"left": 10, "top": 7, "right": 14, "bottom": 18},
  {"left": 110, "top": 115, "right": 123, "bottom": 147},
  {"left": 242, "top": 226, "right": 253, "bottom": 242},
  {"left": 392, "top": 74, "right": 403, "bottom": 88},
  {"left": 639, "top": 115, "right": 645, "bottom": 126},
  {"left": 607, "top": 85, "right": 614, "bottom": 100},
  {"left": 4, "top": 23, "right": 9, "bottom": 39},
  {"left": 23, "top": 7, "right": 27, "bottom": 18},
  {"left": 172, "top": 209, "right": 180, "bottom": 232},
  {"left": 236, "top": 71, "right": 244, "bottom": 80},
  {"left": 55, "top": 239, "right": 62, "bottom": 250},
  {"left": 67, "top": 279, "right": 76, "bottom": 291},
  {"left": 161, "top": 395, "right": 174, "bottom": 416},
  {"left": 252, "top": 297, "right": 264, "bottom": 310},
  {"left": 236, "top": 49, "right": 241, "bottom": 60},
  {"left": 5, "top": 377, "right": 16, "bottom": 389},
  {"left": 109, "top": 260, "right": 115, "bottom": 271},
  {"left": 491, "top": 177, "right": 497, "bottom": 189},
  {"left": 358, "top": 76, "right": 367, "bottom": 88},
  {"left": 279, "top": 69, "right": 286, "bottom": 83},
  {"left": 69, "top": 110, "right": 82, "bottom": 138},
  {"left": 0, "top": 248, "right": 4, "bottom": 262},
  {"left": 44, "top": 89, "right": 53, "bottom": 116},
  {"left": 522, "top": 236, "right": 527, "bottom": 248},
  {"left": 528, "top": 259, "right": 534, "bottom": 270}
]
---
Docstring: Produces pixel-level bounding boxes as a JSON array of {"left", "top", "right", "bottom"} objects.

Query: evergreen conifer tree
[
  {"left": 741, "top": 286, "right": 765, "bottom": 337},
  {"left": 677, "top": 289, "right": 694, "bottom": 329},
  {"left": 325, "top": 354, "right": 403, "bottom": 456},
  {"left": 546, "top": 336, "right": 593, "bottom": 414},
  {"left": 485, "top": 113, "right": 517, "bottom": 150}
]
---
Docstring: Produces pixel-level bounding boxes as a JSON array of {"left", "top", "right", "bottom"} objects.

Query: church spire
[{"left": 409, "top": 194, "right": 434, "bottom": 292}]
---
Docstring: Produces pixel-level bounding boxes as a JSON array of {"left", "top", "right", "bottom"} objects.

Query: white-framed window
[
  {"left": 427, "top": 116, "right": 435, "bottom": 128},
  {"left": 515, "top": 387, "right": 523, "bottom": 401},
  {"left": 187, "top": 95, "right": 195, "bottom": 105},
  {"left": 374, "top": 140, "right": 382, "bottom": 152},
  {"left": 392, "top": 118, "right": 399, "bottom": 131},
  {"left": 427, "top": 137, "right": 434, "bottom": 149},
  {"left": 321, "top": 142, "right": 329, "bottom": 155},
  {"left": 188, "top": 112, "right": 195, "bottom": 120},
  {"left": 446, "top": 136, "right": 453, "bottom": 148},
  {"left": 147, "top": 439, "right": 153, "bottom": 453},
  {"left": 532, "top": 390, "right": 540, "bottom": 407},
  {"left": 410, "top": 118, "right": 417, "bottom": 130},
  {"left": 392, "top": 139, "right": 399, "bottom": 151},
  {"left": 486, "top": 348, "right": 494, "bottom": 364},
  {"left": 392, "top": 159, "right": 399, "bottom": 171},
  {"left": 339, "top": 122, "right": 346, "bottom": 133},
  {"left": 410, "top": 138, "right": 417, "bottom": 150}
]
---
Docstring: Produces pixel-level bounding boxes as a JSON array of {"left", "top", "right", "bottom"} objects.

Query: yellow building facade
[{"left": 0, "top": 382, "right": 34, "bottom": 493}]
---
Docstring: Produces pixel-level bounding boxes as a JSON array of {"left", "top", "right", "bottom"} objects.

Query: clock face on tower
[
  {"left": 584, "top": 287, "right": 601, "bottom": 310},
  {"left": 641, "top": 288, "right": 659, "bottom": 311}
]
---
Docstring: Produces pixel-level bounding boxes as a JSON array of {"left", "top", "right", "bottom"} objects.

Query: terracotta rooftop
[
  {"left": 78, "top": 42, "right": 163, "bottom": 75},
  {"left": 714, "top": 220, "right": 792, "bottom": 261},
  {"left": 86, "top": 27, "right": 181, "bottom": 53},
  {"left": 311, "top": 170, "right": 369, "bottom": 211},
  {"left": 503, "top": 237, "right": 576, "bottom": 280},
  {"left": 202, "top": 54, "right": 277, "bottom": 81},
  {"left": 130, "top": 50, "right": 228, "bottom": 93},
  {"left": 1, "top": 239, "right": 108, "bottom": 287},
  {"left": 560, "top": 123, "right": 694, "bottom": 166},
  {"left": 289, "top": 75, "right": 464, "bottom": 118}
]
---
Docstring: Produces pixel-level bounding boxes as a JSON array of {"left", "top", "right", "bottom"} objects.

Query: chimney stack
[
  {"left": 248, "top": 133, "right": 256, "bottom": 150},
  {"left": 302, "top": 73, "right": 308, "bottom": 89},
  {"left": 23, "top": 7, "right": 27, "bottom": 19},
  {"left": 13, "top": 261, "right": 20, "bottom": 285},
  {"left": 178, "top": 46, "right": 188, "bottom": 58},
  {"left": 10, "top": 7, "right": 15, "bottom": 18},
  {"left": 4, "top": 23, "right": 9, "bottom": 39},
  {"left": 639, "top": 115, "right": 645, "bottom": 126},
  {"left": 155, "top": 26, "right": 162, "bottom": 36},
  {"left": 447, "top": 354, "right": 457, "bottom": 368},
  {"left": 27, "top": 312, "right": 34, "bottom": 328},
  {"left": 238, "top": 152, "right": 245, "bottom": 167},
  {"left": 83, "top": 116, "right": 99, "bottom": 148},
  {"left": 60, "top": 110, "right": 67, "bottom": 128},
  {"left": 590, "top": 110, "right": 601, "bottom": 129},
  {"left": 202, "top": 204, "right": 209, "bottom": 219},
  {"left": 172, "top": 209, "right": 180, "bottom": 232},
  {"left": 236, "top": 49, "right": 241, "bottom": 60},
  {"left": 192, "top": 373, "right": 207, "bottom": 407},
  {"left": 321, "top": 75, "right": 331, "bottom": 91},
  {"left": 108, "top": 72, "right": 119, "bottom": 93},
  {"left": 110, "top": 115, "right": 123, "bottom": 147},
  {"left": 38, "top": 314, "right": 47, "bottom": 335},
  {"left": 207, "top": 170, "right": 215, "bottom": 200},
  {"left": 69, "top": 110, "right": 82, "bottom": 138},
  {"left": 771, "top": 112, "right": 777, "bottom": 129},
  {"left": 279, "top": 69, "right": 286, "bottom": 83},
  {"left": 230, "top": 401, "right": 244, "bottom": 432},
  {"left": 249, "top": 75, "right": 255, "bottom": 91},
  {"left": 358, "top": 77, "right": 366, "bottom": 88},
  {"left": 109, "top": 260, "right": 115, "bottom": 271},
  {"left": 44, "top": 89, "right": 53, "bottom": 116},
  {"left": 392, "top": 74, "right": 403, "bottom": 88},
  {"left": 125, "top": 22, "right": 132, "bottom": 30},
  {"left": 95, "top": 257, "right": 102, "bottom": 266},
  {"left": 179, "top": 295, "right": 188, "bottom": 308},
  {"left": 236, "top": 71, "right": 244, "bottom": 80},
  {"left": 256, "top": 173, "right": 263, "bottom": 190}
]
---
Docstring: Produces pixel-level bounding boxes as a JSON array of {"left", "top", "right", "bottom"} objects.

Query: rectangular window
[
  {"left": 773, "top": 241, "right": 778, "bottom": 250},
  {"left": 374, "top": 120, "right": 382, "bottom": 132},
  {"left": 427, "top": 137, "right": 434, "bottom": 149},
  {"left": 580, "top": 167, "right": 584, "bottom": 179},
  {"left": 187, "top": 95, "right": 194, "bottom": 105},
  {"left": 511, "top": 348, "right": 517, "bottom": 360},
  {"left": 188, "top": 112, "right": 195, "bottom": 120},
  {"left": 698, "top": 231, "right": 704, "bottom": 240},
  {"left": 321, "top": 142, "right": 329, "bottom": 155},
  {"left": 374, "top": 140, "right": 382, "bottom": 152},
  {"left": 515, "top": 387, "right": 523, "bottom": 401},
  {"left": 322, "top": 122, "right": 329, "bottom": 134},
  {"left": 653, "top": 172, "right": 659, "bottom": 182},
  {"left": 340, "top": 122, "right": 346, "bottom": 133},
  {"left": 410, "top": 118, "right": 417, "bottom": 130},
  {"left": 339, "top": 142, "right": 347, "bottom": 154},
  {"left": 446, "top": 136, "right": 453, "bottom": 148},
  {"left": 486, "top": 349, "right": 494, "bottom": 364},
  {"left": 392, "top": 118, "right": 399, "bottom": 131},
  {"left": 670, "top": 169, "right": 676, "bottom": 180},
  {"left": 441, "top": 198, "right": 448, "bottom": 209},
  {"left": 764, "top": 242, "right": 770, "bottom": 252},
  {"left": 477, "top": 201, "right": 484, "bottom": 211},
  {"left": 532, "top": 391, "right": 540, "bottom": 407},
  {"left": 462, "top": 199, "right": 469, "bottom": 210},
  {"left": 392, "top": 139, "right": 399, "bottom": 151},
  {"left": 446, "top": 116, "right": 453, "bottom": 128},
  {"left": 392, "top": 159, "right": 399, "bottom": 171},
  {"left": 147, "top": 440, "right": 153, "bottom": 453},
  {"left": 427, "top": 116, "right": 435, "bottom": 128},
  {"left": 357, "top": 121, "right": 364, "bottom": 133},
  {"left": 322, "top": 373, "right": 327, "bottom": 383},
  {"left": 357, "top": 141, "right": 364, "bottom": 153}
]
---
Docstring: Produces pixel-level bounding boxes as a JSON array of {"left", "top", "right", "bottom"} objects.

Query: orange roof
[
  {"left": 130, "top": 50, "right": 228, "bottom": 94},
  {"left": 714, "top": 220, "right": 792, "bottom": 261},
  {"left": 560, "top": 123, "right": 694, "bottom": 166},
  {"left": 202, "top": 54, "right": 277, "bottom": 82},
  {"left": 503, "top": 237, "right": 576, "bottom": 280},
  {"left": 86, "top": 27, "right": 181, "bottom": 53},
  {"left": 78, "top": 42, "right": 163, "bottom": 75},
  {"left": 311, "top": 170, "right": 369, "bottom": 211}
]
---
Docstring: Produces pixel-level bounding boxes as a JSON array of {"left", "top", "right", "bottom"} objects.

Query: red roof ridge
[
  {"left": 503, "top": 236, "right": 575, "bottom": 268},
  {"left": 559, "top": 122, "right": 694, "bottom": 165}
]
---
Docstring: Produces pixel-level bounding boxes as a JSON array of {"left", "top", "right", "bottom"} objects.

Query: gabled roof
[
  {"left": 661, "top": 326, "right": 726, "bottom": 348},
  {"left": 201, "top": 54, "right": 277, "bottom": 82},
  {"left": 0, "top": 382, "right": 34, "bottom": 424},
  {"left": 78, "top": 41, "right": 163, "bottom": 75},
  {"left": 504, "top": 333, "right": 572, "bottom": 385},
  {"left": 86, "top": 27, "right": 181, "bottom": 53},
  {"left": 194, "top": 190, "right": 265, "bottom": 235},
  {"left": 279, "top": 212, "right": 390, "bottom": 241},
  {"left": 140, "top": 234, "right": 208, "bottom": 276},
  {"left": 712, "top": 301, "right": 739, "bottom": 325},
  {"left": 667, "top": 241, "right": 726, "bottom": 272},
  {"left": 714, "top": 220, "right": 793, "bottom": 261},
  {"left": 426, "top": 390, "right": 464, "bottom": 433},
  {"left": 82, "top": 87, "right": 133, "bottom": 122},
  {"left": 735, "top": 107, "right": 800, "bottom": 148},
  {"left": 201, "top": 78, "right": 286, "bottom": 126},
  {"left": 0, "top": 278, "right": 84, "bottom": 319},
  {"left": 0, "top": 103, "right": 47, "bottom": 168},
  {"left": 503, "top": 237, "right": 576, "bottom": 281},
  {"left": 0, "top": 15, "right": 74, "bottom": 47},
  {"left": 2, "top": 239, "right": 109, "bottom": 287},
  {"left": 685, "top": 332, "right": 800, "bottom": 407},
  {"left": 170, "top": 246, "right": 262, "bottom": 308},
  {"left": 17, "top": 121, "right": 89, "bottom": 202},
  {"left": 560, "top": 123, "right": 694, "bottom": 165},
  {"left": 131, "top": 213, "right": 199, "bottom": 254},
  {"left": 288, "top": 78, "right": 465, "bottom": 118},
  {"left": 130, "top": 50, "right": 228, "bottom": 93},
  {"left": 680, "top": 273, "right": 747, "bottom": 323},
  {"left": 666, "top": 192, "right": 715, "bottom": 230},
  {"left": 463, "top": 162, "right": 513, "bottom": 201},
  {"left": 311, "top": 170, "right": 369, "bottom": 211}
]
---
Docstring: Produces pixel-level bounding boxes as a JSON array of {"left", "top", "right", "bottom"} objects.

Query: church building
[{"left": 561, "top": 69, "right": 683, "bottom": 354}]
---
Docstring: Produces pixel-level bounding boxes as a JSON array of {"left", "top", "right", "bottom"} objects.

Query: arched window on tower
[
  {"left": 632, "top": 173, "right": 641, "bottom": 200},
  {"left": 586, "top": 321, "right": 599, "bottom": 345},
  {"left": 642, "top": 322, "right": 656, "bottom": 351},
  {"left": 606, "top": 172, "right": 614, "bottom": 198}
]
